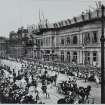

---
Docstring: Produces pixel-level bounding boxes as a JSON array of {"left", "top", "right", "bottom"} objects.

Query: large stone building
[
  {"left": 5, "top": 6, "right": 105, "bottom": 68},
  {"left": 8, "top": 27, "right": 34, "bottom": 59},
  {"left": 32, "top": 7, "right": 104, "bottom": 67}
]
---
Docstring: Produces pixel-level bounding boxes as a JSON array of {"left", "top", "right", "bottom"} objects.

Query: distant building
[
  {"left": 0, "top": 37, "right": 8, "bottom": 58},
  {"left": 8, "top": 27, "right": 27, "bottom": 59}
]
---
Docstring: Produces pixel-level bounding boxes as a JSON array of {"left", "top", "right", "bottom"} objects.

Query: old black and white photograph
[{"left": 0, "top": 0, "right": 105, "bottom": 104}]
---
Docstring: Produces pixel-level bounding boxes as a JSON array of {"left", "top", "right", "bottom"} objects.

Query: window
[
  {"left": 73, "top": 52, "right": 77, "bottom": 63},
  {"left": 44, "top": 50, "right": 50, "bottom": 61},
  {"left": 65, "top": 21, "right": 68, "bottom": 26},
  {"left": 84, "top": 32, "right": 90, "bottom": 45},
  {"left": 93, "top": 51, "right": 97, "bottom": 61},
  {"left": 37, "top": 40, "right": 40, "bottom": 46},
  {"left": 85, "top": 52, "right": 90, "bottom": 64},
  {"left": 92, "top": 31, "right": 98, "bottom": 43},
  {"left": 41, "top": 39, "right": 43, "bottom": 46},
  {"left": 67, "top": 37, "right": 70, "bottom": 45},
  {"left": 46, "top": 38, "right": 48, "bottom": 45},
  {"left": 67, "top": 19, "right": 71, "bottom": 25},
  {"left": 93, "top": 51, "right": 97, "bottom": 66},
  {"left": 67, "top": 52, "right": 70, "bottom": 62},
  {"left": 53, "top": 23, "right": 58, "bottom": 28},
  {"left": 58, "top": 22, "right": 62, "bottom": 27},
  {"left": 52, "top": 36, "right": 55, "bottom": 46},
  {"left": 61, "top": 39, "right": 64, "bottom": 45},
  {"left": 73, "top": 35, "right": 77, "bottom": 44},
  {"left": 61, "top": 51, "right": 64, "bottom": 62},
  {"left": 61, "top": 21, "right": 64, "bottom": 26}
]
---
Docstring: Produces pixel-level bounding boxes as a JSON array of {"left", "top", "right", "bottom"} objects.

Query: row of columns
[
  {"left": 57, "top": 50, "right": 100, "bottom": 66},
  {"left": 33, "top": 49, "right": 100, "bottom": 67}
]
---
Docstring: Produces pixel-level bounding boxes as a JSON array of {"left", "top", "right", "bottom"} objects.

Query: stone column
[{"left": 79, "top": 50, "right": 82, "bottom": 64}]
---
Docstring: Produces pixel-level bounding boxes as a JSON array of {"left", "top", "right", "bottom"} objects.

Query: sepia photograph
[{"left": 0, "top": 0, "right": 105, "bottom": 104}]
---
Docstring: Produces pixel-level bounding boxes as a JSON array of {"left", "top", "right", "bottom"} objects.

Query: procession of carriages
[{"left": 0, "top": 58, "right": 100, "bottom": 104}]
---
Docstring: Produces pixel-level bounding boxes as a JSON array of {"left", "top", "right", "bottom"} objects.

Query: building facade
[
  {"left": 8, "top": 27, "right": 34, "bottom": 59},
  {"left": 5, "top": 7, "right": 105, "bottom": 68},
  {"left": 33, "top": 7, "right": 104, "bottom": 67}
]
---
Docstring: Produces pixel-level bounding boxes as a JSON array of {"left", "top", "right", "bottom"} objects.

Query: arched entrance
[
  {"left": 61, "top": 51, "right": 64, "bottom": 62},
  {"left": 72, "top": 51, "right": 77, "bottom": 63},
  {"left": 67, "top": 51, "right": 70, "bottom": 63}
]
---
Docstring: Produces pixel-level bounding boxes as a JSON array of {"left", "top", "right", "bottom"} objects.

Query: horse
[
  {"left": 57, "top": 98, "right": 66, "bottom": 104},
  {"left": 78, "top": 85, "right": 91, "bottom": 102},
  {"left": 57, "top": 95, "right": 75, "bottom": 104},
  {"left": 14, "top": 75, "right": 23, "bottom": 81},
  {"left": 84, "top": 85, "right": 91, "bottom": 99},
  {"left": 46, "top": 75, "right": 57, "bottom": 84},
  {"left": 78, "top": 87, "right": 86, "bottom": 102}
]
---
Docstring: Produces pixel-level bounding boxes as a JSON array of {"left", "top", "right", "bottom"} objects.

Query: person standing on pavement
[
  {"left": 84, "top": 72, "right": 88, "bottom": 82},
  {"left": 41, "top": 79, "right": 49, "bottom": 98},
  {"left": 94, "top": 74, "right": 99, "bottom": 88}
]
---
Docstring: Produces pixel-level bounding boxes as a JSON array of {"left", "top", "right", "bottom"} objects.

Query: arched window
[
  {"left": 61, "top": 51, "right": 64, "bottom": 62},
  {"left": 73, "top": 52, "right": 77, "bottom": 63},
  {"left": 73, "top": 35, "right": 77, "bottom": 44},
  {"left": 67, "top": 52, "right": 70, "bottom": 63},
  {"left": 67, "top": 37, "right": 70, "bottom": 45}
]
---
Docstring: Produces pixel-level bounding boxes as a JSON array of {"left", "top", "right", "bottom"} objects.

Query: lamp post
[{"left": 100, "top": 5, "right": 105, "bottom": 104}]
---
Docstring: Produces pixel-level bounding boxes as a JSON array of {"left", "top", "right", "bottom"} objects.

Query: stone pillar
[
  {"left": 98, "top": 50, "right": 101, "bottom": 67},
  {"left": 83, "top": 50, "right": 85, "bottom": 65},
  {"left": 70, "top": 51, "right": 73, "bottom": 63},
  {"left": 79, "top": 51, "right": 82, "bottom": 64}
]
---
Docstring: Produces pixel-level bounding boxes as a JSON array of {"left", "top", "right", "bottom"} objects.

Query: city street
[
  {"left": 0, "top": 59, "right": 101, "bottom": 104},
  {"left": 0, "top": 0, "right": 105, "bottom": 104}
]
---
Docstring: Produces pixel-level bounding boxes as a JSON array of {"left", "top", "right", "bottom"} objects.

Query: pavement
[{"left": 0, "top": 59, "right": 101, "bottom": 104}]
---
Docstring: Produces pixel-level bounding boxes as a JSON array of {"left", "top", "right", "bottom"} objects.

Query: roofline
[{"left": 35, "top": 17, "right": 103, "bottom": 35}]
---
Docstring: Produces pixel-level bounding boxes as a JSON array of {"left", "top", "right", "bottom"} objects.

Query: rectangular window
[
  {"left": 92, "top": 31, "right": 98, "bottom": 43},
  {"left": 67, "top": 36, "right": 70, "bottom": 45},
  {"left": 93, "top": 51, "right": 97, "bottom": 61},
  {"left": 61, "top": 39, "right": 64, "bottom": 45},
  {"left": 84, "top": 32, "right": 90, "bottom": 45},
  {"left": 85, "top": 52, "right": 90, "bottom": 64},
  {"left": 73, "top": 35, "right": 78, "bottom": 44},
  {"left": 61, "top": 51, "right": 64, "bottom": 62}
]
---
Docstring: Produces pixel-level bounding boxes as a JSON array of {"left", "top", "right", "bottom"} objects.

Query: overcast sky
[{"left": 0, "top": 0, "right": 105, "bottom": 37}]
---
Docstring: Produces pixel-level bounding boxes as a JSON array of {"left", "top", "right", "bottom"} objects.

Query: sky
[{"left": 0, "top": 0, "right": 105, "bottom": 37}]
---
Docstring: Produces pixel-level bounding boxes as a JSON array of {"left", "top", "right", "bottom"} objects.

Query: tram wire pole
[{"left": 100, "top": 4, "right": 105, "bottom": 104}]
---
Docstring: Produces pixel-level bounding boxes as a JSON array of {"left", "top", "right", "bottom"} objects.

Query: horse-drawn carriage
[
  {"left": 57, "top": 80, "right": 77, "bottom": 95},
  {"left": 57, "top": 95, "right": 94, "bottom": 104},
  {"left": 56, "top": 80, "right": 94, "bottom": 104}
]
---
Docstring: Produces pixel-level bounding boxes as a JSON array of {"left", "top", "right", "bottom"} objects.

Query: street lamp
[{"left": 100, "top": 5, "right": 105, "bottom": 104}]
